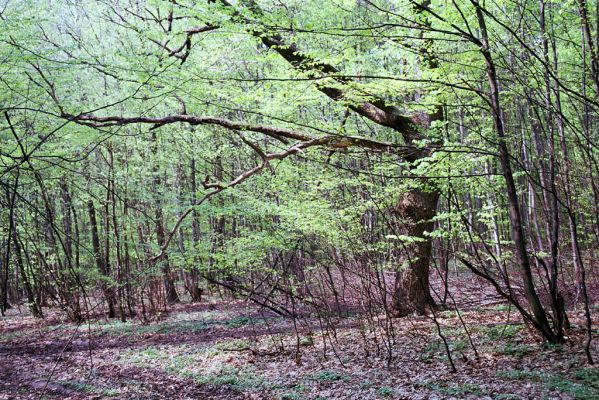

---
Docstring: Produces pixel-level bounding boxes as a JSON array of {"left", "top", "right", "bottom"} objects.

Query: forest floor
[{"left": 1, "top": 275, "right": 598, "bottom": 400}]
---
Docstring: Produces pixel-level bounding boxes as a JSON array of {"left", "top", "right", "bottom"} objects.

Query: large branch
[
  {"left": 64, "top": 112, "right": 422, "bottom": 158},
  {"left": 123, "top": 1, "right": 433, "bottom": 156},
  {"left": 111, "top": 1, "right": 435, "bottom": 157},
  {"left": 67, "top": 113, "right": 307, "bottom": 142},
  {"left": 214, "top": 0, "right": 432, "bottom": 157},
  {"left": 257, "top": 32, "right": 421, "bottom": 138}
]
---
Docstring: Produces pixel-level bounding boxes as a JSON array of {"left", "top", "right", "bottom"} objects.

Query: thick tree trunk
[{"left": 392, "top": 187, "right": 439, "bottom": 316}]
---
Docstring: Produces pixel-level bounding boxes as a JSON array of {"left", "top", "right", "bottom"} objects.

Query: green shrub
[
  {"left": 377, "top": 386, "right": 394, "bottom": 397},
  {"left": 312, "top": 370, "right": 348, "bottom": 382}
]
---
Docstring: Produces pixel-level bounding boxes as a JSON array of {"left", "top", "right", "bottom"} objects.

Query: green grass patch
[
  {"left": 96, "top": 319, "right": 214, "bottom": 336},
  {"left": 495, "top": 343, "right": 531, "bottom": 357},
  {"left": 225, "top": 315, "right": 260, "bottom": 328},
  {"left": 360, "top": 380, "right": 374, "bottom": 389},
  {"left": 491, "top": 304, "right": 511, "bottom": 312},
  {"left": 311, "top": 370, "right": 349, "bottom": 382},
  {"left": 58, "top": 380, "right": 95, "bottom": 393},
  {"left": 497, "top": 370, "right": 541, "bottom": 381},
  {"left": 493, "top": 394, "right": 524, "bottom": 400},
  {"left": 57, "top": 380, "right": 118, "bottom": 397},
  {"left": 0, "top": 330, "right": 24, "bottom": 341},
  {"left": 573, "top": 367, "right": 599, "bottom": 387},
  {"left": 377, "top": 386, "right": 395, "bottom": 397},
  {"left": 299, "top": 335, "right": 314, "bottom": 347},
  {"left": 94, "top": 311, "right": 261, "bottom": 337},
  {"left": 276, "top": 383, "right": 309, "bottom": 399},
  {"left": 215, "top": 338, "right": 251, "bottom": 351},
  {"left": 545, "top": 374, "right": 598, "bottom": 400},
  {"left": 195, "top": 365, "right": 264, "bottom": 392},
  {"left": 426, "top": 382, "right": 487, "bottom": 396},
  {"left": 439, "top": 310, "right": 461, "bottom": 319},
  {"left": 279, "top": 392, "right": 303, "bottom": 400},
  {"left": 482, "top": 325, "right": 522, "bottom": 342},
  {"left": 120, "top": 344, "right": 266, "bottom": 394},
  {"left": 419, "top": 340, "right": 442, "bottom": 362},
  {"left": 498, "top": 367, "right": 599, "bottom": 399}
]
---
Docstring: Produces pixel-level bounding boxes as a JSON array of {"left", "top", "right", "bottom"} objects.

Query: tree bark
[
  {"left": 11, "top": 217, "right": 43, "bottom": 318},
  {"left": 151, "top": 131, "right": 180, "bottom": 304},
  {"left": 88, "top": 200, "right": 117, "bottom": 318},
  {"left": 188, "top": 158, "right": 203, "bottom": 302},
  {"left": 393, "top": 187, "right": 439, "bottom": 316}
]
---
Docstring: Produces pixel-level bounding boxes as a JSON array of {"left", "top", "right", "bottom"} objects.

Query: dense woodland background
[{"left": 0, "top": 0, "right": 598, "bottom": 398}]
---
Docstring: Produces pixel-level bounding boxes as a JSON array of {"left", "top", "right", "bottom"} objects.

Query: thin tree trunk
[
  {"left": 189, "top": 158, "right": 203, "bottom": 302},
  {"left": 88, "top": 200, "right": 116, "bottom": 318},
  {"left": 151, "top": 131, "right": 179, "bottom": 304},
  {"left": 474, "top": 2, "right": 559, "bottom": 342}
]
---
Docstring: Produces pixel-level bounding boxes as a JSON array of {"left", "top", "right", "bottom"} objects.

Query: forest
[{"left": 0, "top": 0, "right": 598, "bottom": 398}]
